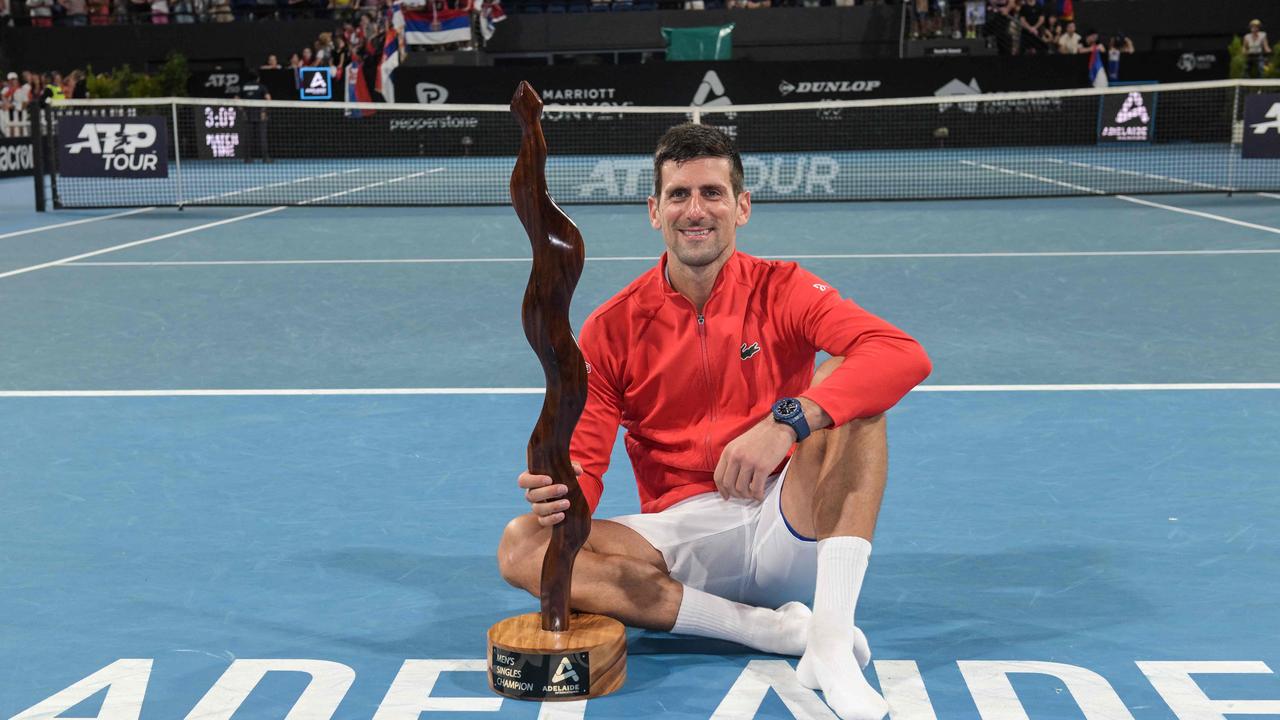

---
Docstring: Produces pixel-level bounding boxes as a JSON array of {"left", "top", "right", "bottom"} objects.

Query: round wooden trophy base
[{"left": 487, "top": 612, "right": 626, "bottom": 701}]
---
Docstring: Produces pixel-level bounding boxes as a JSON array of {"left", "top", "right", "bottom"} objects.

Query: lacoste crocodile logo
[{"left": 740, "top": 342, "right": 761, "bottom": 360}]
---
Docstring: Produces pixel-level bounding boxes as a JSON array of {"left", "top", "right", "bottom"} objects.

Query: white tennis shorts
[{"left": 609, "top": 462, "right": 818, "bottom": 609}]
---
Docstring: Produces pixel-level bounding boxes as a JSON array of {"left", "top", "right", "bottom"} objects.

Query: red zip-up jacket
[{"left": 571, "top": 251, "right": 931, "bottom": 515}]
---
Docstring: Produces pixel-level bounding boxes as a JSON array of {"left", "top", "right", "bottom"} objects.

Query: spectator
[
  {"left": 1017, "top": 0, "right": 1045, "bottom": 54},
  {"left": 332, "top": 36, "right": 349, "bottom": 78},
  {"left": 171, "top": 0, "right": 194, "bottom": 21},
  {"left": 985, "top": 0, "right": 1016, "bottom": 55},
  {"left": 1107, "top": 33, "right": 1133, "bottom": 79},
  {"left": 964, "top": 0, "right": 984, "bottom": 39},
  {"left": 340, "top": 20, "right": 359, "bottom": 46},
  {"left": 66, "top": 69, "right": 88, "bottom": 98},
  {"left": 315, "top": 32, "right": 334, "bottom": 63},
  {"left": 27, "top": 0, "right": 56, "bottom": 26},
  {"left": 1040, "top": 14, "right": 1060, "bottom": 51},
  {"left": 1244, "top": 19, "right": 1271, "bottom": 78},
  {"left": 59, "top": 0, "right": 88, "bottom": 24},
  {"left": 87, "top": 0, "right": 111, "bottom": 23},
  {"left": 150, "top": 0, "right": 169, "bottom": 22},
  {"left": 236, "top": 70, "right": 271, "bottom": 163},
  {"left": 1, "top": 0, "right": 11, "bottom": 26},
  {"left": 288, "top": 52, "right": 302, "bottom": 69},
  {"left": 1057, "top": 19, "right": 1080, "bottom": 54},
  {"left": 261, "top": 53, "right": 281, "bottom": 69},
  {"left": 209, "top": 0, "right": 231, "bottom": 20},
  {"left": 2, "top": 72, "right": 24, "bottom": 137},
  {"left": 300, "top": 46, "right": 315, "bottom": 65}
]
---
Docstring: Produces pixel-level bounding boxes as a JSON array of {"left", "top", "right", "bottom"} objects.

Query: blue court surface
[
  {"left": 50, "top": 144, "right": 1280, "bottom": 208},
  {"left": 2, "top": 174, "right": 1279, "bottom": 720}
]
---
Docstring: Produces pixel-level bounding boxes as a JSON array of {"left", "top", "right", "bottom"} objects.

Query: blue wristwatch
[{"left": 772, "top": 397, "right": 811, "bottom": 442}]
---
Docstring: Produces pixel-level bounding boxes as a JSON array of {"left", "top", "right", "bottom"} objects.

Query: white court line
[
  {"left": 189, "top": 168, "right": 364, "bottom": 204},
  {"left": 964, "top": 160, "right": 1280, "bottom": 236},
  {"left": 1115, "top": 195, "right": 1280, "bottom": 235},
  {"left": 1053, "top": 157, "right": 1226, "bottom": 191},
  {"left": 0, "top": 207, "right": 155, "bottom": 240},
  {"left": 0, "top": 207, "right": 287, "bottom": 280},
  {"left": 64, "top": 246, "right": 1280, "bottom": 267},
  {"left": 957, "top": 158, "right": 1105, "bottom": 193},
  {"left": 2, "top": 383, "right": 1277, "bottom": 398},
  {"left": 1259, "top": 193, "right": 1280, "bottom": 201},
  {"left": 298, "top": 168, "right": 444, "bottom": 205}
]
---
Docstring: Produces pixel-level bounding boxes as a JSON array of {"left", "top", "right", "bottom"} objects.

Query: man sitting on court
[{"left": 499, "top": 124, "right": 931, "bottom": 720}]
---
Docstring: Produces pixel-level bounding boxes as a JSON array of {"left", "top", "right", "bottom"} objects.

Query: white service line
[
  {"left": 189, "top": 168, "right": 365, "bottom": 204},
  {"left": 298, "top": 168, "right": 443, "bottom": 205},
  {"left": 2, "top": 383, "right": 1277, "bottom": 398},
  {"left": 1259, "top": 193, "right": 1280, "bottom": 201},
  {"left": 64, "top": 246, "right": 1280, "bottom": 268},
  {"left": 0, "top": 207, "right": 155, "bottom": 240},
  {"left": 965, "top": 159, "right": 1280, "bottom": 237},
  {"left": 0, "top": 207, "right": 287, "bottom": 280},
  {"left": 959, "top": 160, "right": 1104, "bottom": 195},
  {"left": 1055, "top": 158, "right": 1226, "bottom": 191}
]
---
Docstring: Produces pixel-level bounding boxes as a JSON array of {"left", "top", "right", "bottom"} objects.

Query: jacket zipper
[{"left": 697, "top": 313, "right": 717, "bottom": 468}]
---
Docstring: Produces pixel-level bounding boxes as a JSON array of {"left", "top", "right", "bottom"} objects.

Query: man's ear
[
  {"left": 648, "top": 195, "right": 661, "bottom": 229},
  {"left": 735, "top": 191, "right": 751, "bottom": 227}
]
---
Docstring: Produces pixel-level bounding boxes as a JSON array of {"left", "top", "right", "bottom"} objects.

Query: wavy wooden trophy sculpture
[{"left": 486, "top": 81, "right": 627, "bottom": 701}]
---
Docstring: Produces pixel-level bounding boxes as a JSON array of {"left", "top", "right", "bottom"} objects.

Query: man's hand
[
  {"left": 517, "top": 461, "right": 583, "bottom": 527},
  {"left": 714, "top": 418, "right": 796, "bottom": 501}
]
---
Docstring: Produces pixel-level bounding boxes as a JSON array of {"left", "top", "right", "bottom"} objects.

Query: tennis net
[{"left": 40, "top": 78, "right": 1280, "bottom": 208}]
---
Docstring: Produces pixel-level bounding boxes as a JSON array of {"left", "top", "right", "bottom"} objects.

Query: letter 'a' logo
[
  {"left": 1251, "top": 102, "right": 1280, "bottom": 135},
  {"left": 552, "top": 657, "right": 579, "bottom": 684}
]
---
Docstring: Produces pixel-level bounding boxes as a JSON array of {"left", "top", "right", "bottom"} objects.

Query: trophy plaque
[{"left": 487, "top": 81, "right": 626, "bottom": 701}]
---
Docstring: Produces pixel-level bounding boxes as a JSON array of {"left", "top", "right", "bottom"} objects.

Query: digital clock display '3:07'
[{"left": 204, "top": 106, "right": 238, "bottom": 129}]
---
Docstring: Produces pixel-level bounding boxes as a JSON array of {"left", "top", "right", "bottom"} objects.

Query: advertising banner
[
  {"left": 1242, "top": 93, "right": 1280, "bottom": 159},
  {"left": 1098, "top": 91, "right": 1156, "bottom": 143},
  {"left": 0, "top": 138, "right": 34, "bottom": 178},
  {"left": 56, "top": 116, "right": 169, "bottom": 178}
]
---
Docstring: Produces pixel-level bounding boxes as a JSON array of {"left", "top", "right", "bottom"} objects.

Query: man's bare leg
[
  {"left": 780, "top": 357, "right": 892, "bottom": 720},
  {"left": 497, "top": 514, "right": 810, "bottom": 654}
]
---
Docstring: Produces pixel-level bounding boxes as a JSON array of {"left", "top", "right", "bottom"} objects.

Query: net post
[
  {"left": 171, "top": 102, "right": 185, "bottom": 209},
  {"left": 30, "top": 97, "right": 46, "bottom": 212},
  {"left": 692, "top": 108, "right": 701, "bottom": 124},
  {"left": 1228, "top": 82, "right": 1241, "bottom": 196}
]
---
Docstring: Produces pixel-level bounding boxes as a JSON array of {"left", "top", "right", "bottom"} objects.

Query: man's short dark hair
[{"left": 652, "top": 123, "right": 745, "bottom": 198}]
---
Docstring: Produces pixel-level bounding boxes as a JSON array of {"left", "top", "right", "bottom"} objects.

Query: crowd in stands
[
  {"left": 906, "top": 0, "right": 1141, "bottom": 58},
  {"left": 1, "top": 69, "right": 88, "bottom": 136},
  {"left": 0, "top": 0, "right": 964, "bottom": 24}
]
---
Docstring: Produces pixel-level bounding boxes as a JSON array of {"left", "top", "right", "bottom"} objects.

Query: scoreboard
[{"left": 196, "top": 105, "right": 243, "bottom": 160}]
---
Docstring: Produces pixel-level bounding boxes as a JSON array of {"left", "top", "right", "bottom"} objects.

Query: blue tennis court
[
  {"left": 2, "top": 174, "right": 1278, "bottom": 720},
  {"left": 48, "top": 144, "right": 1280, "bottom": 208}
]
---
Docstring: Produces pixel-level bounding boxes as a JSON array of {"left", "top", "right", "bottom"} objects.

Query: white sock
[
  {"left": 671, "top": 585, "right": 810, "bottom": 656},
  {"left": 797, "top": 536, "right": 888, "bottom": 720}
]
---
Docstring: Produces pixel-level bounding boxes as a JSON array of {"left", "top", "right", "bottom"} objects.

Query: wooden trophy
[{"left": 487, "top": 81, "right": 627, "bottom": 701}]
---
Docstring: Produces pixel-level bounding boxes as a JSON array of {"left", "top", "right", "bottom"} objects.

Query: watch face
[{"left": 777, "top": 399, "right": 800, "bottom": 417}]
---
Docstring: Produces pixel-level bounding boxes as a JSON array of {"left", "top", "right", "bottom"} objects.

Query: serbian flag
[
  {"left": 346, "top": 59, "right": 374, "bottom": 117},
  {"left": 1088, "top": 45, "right": 1109, "bottom": 88},
  {"left": 479, "top": 0, "right": 506, "bottom": 43},
  {"left": 1059, "top": 0, "right": 1072, "bottom": 21},
  {"left": 404, "top": 3, "right": 472, "bottom": 46},
  {"left": 377, "top": 25, "right": 402, "bottom": 102}
]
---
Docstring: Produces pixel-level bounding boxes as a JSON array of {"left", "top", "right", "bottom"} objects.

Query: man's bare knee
[
  {"left": 812, "top": 356, "right": 845, "bottom": 386},
  {"left": 497, "top": 514, "right": 548, "bottom": 593}
]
